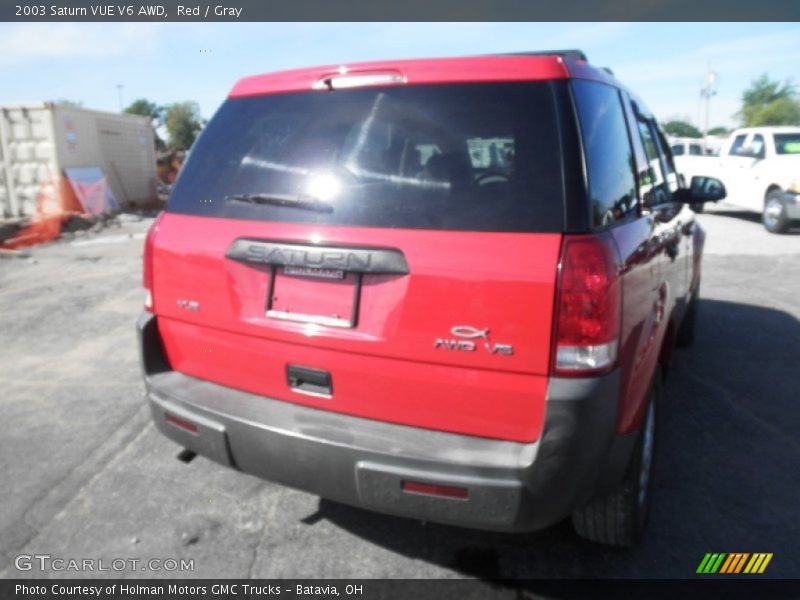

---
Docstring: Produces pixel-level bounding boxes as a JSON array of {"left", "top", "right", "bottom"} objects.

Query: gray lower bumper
[
  {"left": 138, "top": 313, "right": 635, "bottom": 532},
  {"left": 783, "top": 191, "right": 800, "bottom": 219}
]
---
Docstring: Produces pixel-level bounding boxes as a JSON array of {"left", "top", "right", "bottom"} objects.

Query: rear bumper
[{"left": 139, "top": 313, "right": 635, "bottom": 532}]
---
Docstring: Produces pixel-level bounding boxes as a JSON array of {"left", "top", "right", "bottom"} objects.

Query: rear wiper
[{"left": 226, "top": 193, "right": 334, "bottom": 213}]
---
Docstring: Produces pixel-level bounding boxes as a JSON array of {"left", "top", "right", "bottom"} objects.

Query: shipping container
[{"left": 0, "top": 102, "right": 158, "bottom": 219}]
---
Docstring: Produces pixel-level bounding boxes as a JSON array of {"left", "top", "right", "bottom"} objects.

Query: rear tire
[
  {"left": 572, "top": 369, "right": 660, "bottom": 547},
  {"left": 763, "top": 190, "right": 790, "bottom": 234},
  {"left": 676, "top": 281, "right": 699, "bottom": 348}
]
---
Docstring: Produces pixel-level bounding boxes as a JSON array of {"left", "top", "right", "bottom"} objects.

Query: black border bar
[
  {"left": 5, "top": 579, "right": 800, "bottom": 600},
  {"left": 2, "top": 0, "right": 799, "bottom": 21}
]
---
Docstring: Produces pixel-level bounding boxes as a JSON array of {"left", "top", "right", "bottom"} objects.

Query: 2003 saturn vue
[{"left": 138, "top": 50, "right": 725, "bottom": 546}]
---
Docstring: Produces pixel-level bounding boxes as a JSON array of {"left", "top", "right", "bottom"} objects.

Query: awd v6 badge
[{"left": 434, "top": 326, "right": 513, "bottom": 356}]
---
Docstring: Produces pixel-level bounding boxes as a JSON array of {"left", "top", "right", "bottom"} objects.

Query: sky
[{"left": 1, "top": 22, "right": 798, "bottom": 129}]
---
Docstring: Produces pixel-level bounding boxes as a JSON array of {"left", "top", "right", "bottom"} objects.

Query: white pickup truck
[{"left": 674, "top": 126, "right": 800, "bottom": 233}]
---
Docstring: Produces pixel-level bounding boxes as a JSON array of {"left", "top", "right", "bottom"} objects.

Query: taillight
[
  {"left": 143, "top": 212, "right": 165, "bottom": 312},
  {"left": 552, "top": 233, "right": 621, "bottom": 375}
]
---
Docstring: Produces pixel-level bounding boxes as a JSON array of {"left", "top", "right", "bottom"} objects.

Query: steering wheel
[{"left": 474, "top": 170, "right": 510, "bottom": 186}]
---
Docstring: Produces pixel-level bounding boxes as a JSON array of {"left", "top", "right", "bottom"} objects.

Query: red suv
[{"left": 139, "top": 50, "right": 724, "bottom": 546}]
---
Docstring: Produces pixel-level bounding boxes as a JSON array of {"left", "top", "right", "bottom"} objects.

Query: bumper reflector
[
  {"left": 402, "top": 480, "right": 469, "bottom": 500},
  {"left": 165, "top": 412, "right": 199, "bottom": 434}
]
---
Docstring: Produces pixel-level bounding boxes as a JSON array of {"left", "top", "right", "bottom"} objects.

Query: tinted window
[
  {"left": 689, "top": 144, "right": 703, "bottom": 155},
  {"left": 167, "top": 83, "right": 565, "bottom": 232},
  {"left": 621, "top": 96, "right": 652, "bottom": 205},
  {"left": 656, "top": 129, "right": 680, "bottom": 192},
  {"left": 729, "top": 134, "right": 747, "bottom": 156},
  {"left": 572, "top": 80, "right": 638, "bottom": 228},
  {"left": 775, "top": 133, "right": 800, "bottom": 154},
  {"left": 672, "top": 145, "right": 685, "bottom": 156}
]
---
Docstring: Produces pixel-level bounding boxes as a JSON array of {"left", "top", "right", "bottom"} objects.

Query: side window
[
  {"left": 775, "top": 133, "right": 800, "bottom": 155},
  {"left": 572, "top": 80, "right": 638, "bottom": 228},
  {"left": 729, "top": 134, "right": 747, "bottom": 156},
  {"left": 689, "top": 144, "right": 703, "bottom": 155},
  {"left": 672, "top": 145, "right": 685, "bottom": 156},
  {"left": 620, "top": 94, "right": 651, "bottom": 206},
  {"left": 655, "top": 129, "right": 680, "bottom": 193}
]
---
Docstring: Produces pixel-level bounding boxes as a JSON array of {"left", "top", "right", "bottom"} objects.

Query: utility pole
[
  {"left": 700, "top": 64, "right": 717, "bottom": 153},
  {"left": 116, "top": 84, "right": 124, "bottom": 112}
]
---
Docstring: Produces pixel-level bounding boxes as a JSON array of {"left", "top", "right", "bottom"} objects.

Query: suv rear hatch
[{"left": 150, "top": 73, "right": 572, "bottom": 443}]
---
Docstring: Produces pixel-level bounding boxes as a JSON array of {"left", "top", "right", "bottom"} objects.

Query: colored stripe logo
[{"left": 697, "top": 553, "right": 773, "bottom": 574}]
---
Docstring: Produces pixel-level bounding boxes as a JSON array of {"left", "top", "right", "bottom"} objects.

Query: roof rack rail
[{"left": 501, "top": 49, "right": 589, "bottom": 62}]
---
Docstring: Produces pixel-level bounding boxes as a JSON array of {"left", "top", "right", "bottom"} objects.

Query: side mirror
[{"left": 675, "top": 176, "right": 727, "bottom": 204}]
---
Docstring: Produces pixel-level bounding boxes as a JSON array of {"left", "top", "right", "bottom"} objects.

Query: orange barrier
[{"left": 2, "top": 176, "right": 101, "bottom": 249}]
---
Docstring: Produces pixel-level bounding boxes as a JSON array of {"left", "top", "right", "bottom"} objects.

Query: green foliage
[
  {"left": 663, "top": 120, "right": 702, "bottom": 138},
  {"left": 124, "top": 98, "right": 163, "bottom": 123},
  {"left": 707, "top": 126, "right": 731, "bottom": 136},
  {"left": 53, "top": 99, "right": 83, "bottom": 107},
  {"left": 124, "top": 98, "right": 166, "bottom": 150},
  {"left": 737, "top": 74, "right": 800, "bottom": 126},
  {"left": 744, "top": 97, "right": 800, "bottom": 127},
  {"left": 164, "top": 102, "right": 204, "bottom": 150}
]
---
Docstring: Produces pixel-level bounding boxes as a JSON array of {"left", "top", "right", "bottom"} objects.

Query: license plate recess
[{"left": 267, "top": 266, "right": 361, "bottom": 328}]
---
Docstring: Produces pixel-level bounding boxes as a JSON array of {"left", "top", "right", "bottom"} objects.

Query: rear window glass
[
  {"left": 167, "top": 83, "right": 565, "bottom": 232},
  {"left": 775, "top": 133, "right": 800, "bottom": 154}
]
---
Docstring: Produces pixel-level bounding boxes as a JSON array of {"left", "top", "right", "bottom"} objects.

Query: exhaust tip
[{"left": 177, "top": 449, "right": 197, "bottom": 463}]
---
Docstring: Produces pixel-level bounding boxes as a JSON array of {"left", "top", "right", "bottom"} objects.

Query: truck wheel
[
  {"left": 763, "top": 191, "right": 791, "bottom": 234},
  {"left": 676, "top": 280, "right": 699, "bottom": 348},
  {"left": 572, "top": 370, "right": 660, "bottom": 547}
]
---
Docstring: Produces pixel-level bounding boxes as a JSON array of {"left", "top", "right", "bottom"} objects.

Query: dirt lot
[{"left": 1, "top": 206, "right": 798, "bottom": 582}]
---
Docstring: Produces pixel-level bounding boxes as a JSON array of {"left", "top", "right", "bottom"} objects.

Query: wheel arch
[{"left": 764, "top": 184, "right": 782, "bottom": 202}]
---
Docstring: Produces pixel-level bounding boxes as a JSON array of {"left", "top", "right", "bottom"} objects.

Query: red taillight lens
[
  {"left": 553, "top": 233, "right": 621, "bottom": 375},
  {"left": 143, "top": 212, "right": 165, "bottom": 311}
]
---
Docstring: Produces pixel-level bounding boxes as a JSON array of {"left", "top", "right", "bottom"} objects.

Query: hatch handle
[{"left": 287, "top": 365, "right": 333, "bottom": 398}]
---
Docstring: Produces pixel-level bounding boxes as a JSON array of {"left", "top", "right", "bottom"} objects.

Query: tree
[
  {"left": 164, "top": 102, "right": 204, "bottom": 150},
  {"left": 744, "top": 97, "right": 800, "bottom": 127},
  {"left": 52, "top": 99, "right": 83, "bottom": 107},
  {"left": 707, "top": 126, "right": 731, "bottom": 136},
  {"left": 662, "top": 120, "right": 703, "bottom": 138},
  {"left": 124, "top": 98, "right": 163, "bottom": 123},
  {"left": 124, "top": 98, "right": 165, "bottom": 150},
  {"left": 737, "top": 74, "right": 800, "bottom": 127}
]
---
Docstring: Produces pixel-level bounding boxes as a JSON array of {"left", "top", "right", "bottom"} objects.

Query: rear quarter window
[
  {"left": 775, "top": 133, "right": 800, "bottom": 154},
  {"left": 167, "top": 82, "right": 567, "bottom": 233}
]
